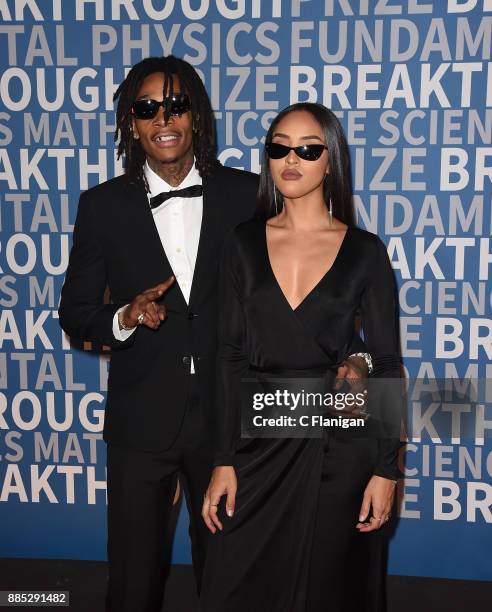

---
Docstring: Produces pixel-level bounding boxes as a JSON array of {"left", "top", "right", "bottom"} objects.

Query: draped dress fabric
[{"left": 200, "top": 219, "right": 401, "bottom": 612}]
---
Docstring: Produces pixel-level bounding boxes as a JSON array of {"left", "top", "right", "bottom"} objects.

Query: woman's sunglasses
[
  {"left": 266, "top": 142, "right": 328, "bottom": 161},
  {"left": 132, "top": 93, "right": 191, "bottom": 120}
]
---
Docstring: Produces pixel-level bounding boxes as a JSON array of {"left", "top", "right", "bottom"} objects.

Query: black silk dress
[{"left": 201, "top": 219, "right": 401, "bottom": 612}]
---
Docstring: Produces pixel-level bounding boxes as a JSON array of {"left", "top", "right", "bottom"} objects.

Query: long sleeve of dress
[
  {"left": 360, "top": 235, "right": 403, "bottom": 481},
  {"left": 213, "top": 232, "right": 249, "bottom": 467},
  {"left": 58, "top": 192, "right": 135, "bottom": 350}
]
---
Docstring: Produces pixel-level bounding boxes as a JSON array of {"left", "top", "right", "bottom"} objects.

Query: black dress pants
[{"left": 105, "top": 378, "right": 212, "bottom": 612}]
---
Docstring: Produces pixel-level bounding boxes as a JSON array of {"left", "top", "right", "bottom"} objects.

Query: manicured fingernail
[{"left": 227, "top": 510, "right": 233, "bottom": 517}]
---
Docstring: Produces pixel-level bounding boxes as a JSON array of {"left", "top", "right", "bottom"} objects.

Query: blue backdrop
[{"left": 0, "top": 0, "right": 491, "bottom": 582}]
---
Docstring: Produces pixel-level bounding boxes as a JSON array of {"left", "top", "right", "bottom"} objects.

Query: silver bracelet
[{"left": 347, "top": 352, "right": 373, "bottom": 375}]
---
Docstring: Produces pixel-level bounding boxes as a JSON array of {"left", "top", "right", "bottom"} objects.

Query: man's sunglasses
[
  {"left": 131, "top": 93, "right": 191, "bottom": 120},
  {"left": 265, "top": 142, "right": 328, "bottom": 161}
]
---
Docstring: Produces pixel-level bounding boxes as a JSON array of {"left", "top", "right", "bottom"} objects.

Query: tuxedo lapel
[
  {"left": 189, "top": 172, "right": 222, "bottom": 309},
  {"left": 124, "top": 180, "right": 188, "bottom": 311}
]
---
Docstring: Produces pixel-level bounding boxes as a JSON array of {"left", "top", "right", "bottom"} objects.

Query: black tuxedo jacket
[{"left": 59, "top": 163, "right": 259, "bottom": 452}]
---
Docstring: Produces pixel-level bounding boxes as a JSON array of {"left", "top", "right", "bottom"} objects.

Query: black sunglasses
[
  {"left": 132, "top": 93, "right": 191, "bottom": 120},
  {"left": 266, "top": 142, "right": 328, "bottom": 161}
]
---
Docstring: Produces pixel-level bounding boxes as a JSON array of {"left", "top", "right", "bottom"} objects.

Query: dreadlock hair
[{"left": 114, "top": 56, "right": 217, "bottom": 188}]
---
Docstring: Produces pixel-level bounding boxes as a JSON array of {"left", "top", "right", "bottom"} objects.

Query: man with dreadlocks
[{"left": 59, "top": 56, "right": 259, "bottom": 611}]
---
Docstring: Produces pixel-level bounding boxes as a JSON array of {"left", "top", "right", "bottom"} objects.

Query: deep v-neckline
[{"left": 264, "top": 222, "right": 350, "bottom": 313}]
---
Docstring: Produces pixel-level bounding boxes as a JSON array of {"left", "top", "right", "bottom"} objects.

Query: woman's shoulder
[
  {"left": 232, "top": 217, "right": 264, "bottom": 235},
  {"left": 348, "top": 226, "right": 393, "bottom": 276},
  {"left": 225, "top": 218, "right": 264, "bottom": 245},
  {"left": 349, "top": 225, "right": 388, "bottom": 252},
  {"left": 221, "top": 218, "right": 264, "bottom": 258}
]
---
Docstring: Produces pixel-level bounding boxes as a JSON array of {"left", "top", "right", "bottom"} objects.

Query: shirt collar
[{"left": 144, "top": 159, "right": 202, "bottom": 201}]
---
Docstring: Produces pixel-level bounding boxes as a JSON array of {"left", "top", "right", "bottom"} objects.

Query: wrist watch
[{"left": 347, "top": 352, "right": 373, "bottom": 375}]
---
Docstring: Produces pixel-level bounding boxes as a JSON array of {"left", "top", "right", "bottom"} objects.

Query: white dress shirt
[{"left": 112, "top": 160, "right": 203, "bottom": 373}]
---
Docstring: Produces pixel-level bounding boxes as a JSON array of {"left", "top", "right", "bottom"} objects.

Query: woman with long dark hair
[{"left": 201, "top": 103, "right": 401, "bottom": 611}]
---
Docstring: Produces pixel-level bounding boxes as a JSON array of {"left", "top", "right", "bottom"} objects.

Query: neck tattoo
[{"left": 148, "top": 153, "right": 194, "bottom": 188}]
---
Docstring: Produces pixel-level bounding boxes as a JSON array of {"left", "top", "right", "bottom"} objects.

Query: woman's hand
[
  {"left": 333, "top": 355, "right": 369, "bottom": 416},
  {"left": 356, "top": 475, "right": 396, "bottom": 532},
  {"left": 202, "top": 466, "right": 237, "bottom": 534},
  {"left": 334, "top": 355, "right": 368, "bottom": 391}
]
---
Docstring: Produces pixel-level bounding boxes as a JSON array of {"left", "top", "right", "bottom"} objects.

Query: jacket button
[
  {"left": 182, "top": 355, "right": 191, "bottom": 365},
  {"left": 188, "top": 312, "right": 197, "bottom": 320}
]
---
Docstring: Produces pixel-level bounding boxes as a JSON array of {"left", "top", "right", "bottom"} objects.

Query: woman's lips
[{"left": 281, "top": 170, "right": 302, "bottom": 180}]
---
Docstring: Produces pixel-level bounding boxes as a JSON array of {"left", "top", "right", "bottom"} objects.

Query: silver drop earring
[
  {"left": 329, "top": 198, "right": 333, "bottom": 226},
  {"left": 274, "top": 185, "right": 279, "bottom": 216}
]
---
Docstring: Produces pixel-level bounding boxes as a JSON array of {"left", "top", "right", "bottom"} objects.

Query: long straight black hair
[{"left": 255, "top": 102, "right": 356, "bottom": 226}]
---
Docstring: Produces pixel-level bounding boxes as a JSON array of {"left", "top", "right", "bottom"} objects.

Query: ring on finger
[{"left": 137, "top": 313, "right": 145, "bottom": 324}]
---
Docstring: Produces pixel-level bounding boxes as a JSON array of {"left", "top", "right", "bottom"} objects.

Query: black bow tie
[{"left": 149, "top": 185, "right": 203, "bottom": 209}]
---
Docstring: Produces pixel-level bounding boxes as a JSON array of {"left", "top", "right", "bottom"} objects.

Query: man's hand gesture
[{"left": 121, "top": 276, "right": 175, "bottom": 330}]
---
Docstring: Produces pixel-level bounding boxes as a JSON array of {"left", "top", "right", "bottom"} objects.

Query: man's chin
[
  {"left": 145, "top": 153, "right": 182, "bottom": 166},
  {"left": 145, "top": 147, "right": 194, "bottom": 168}
]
